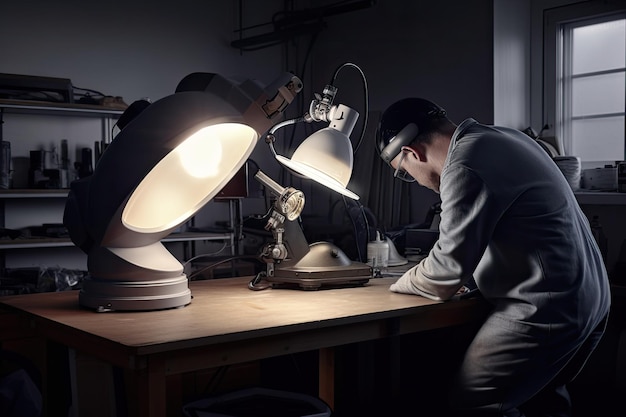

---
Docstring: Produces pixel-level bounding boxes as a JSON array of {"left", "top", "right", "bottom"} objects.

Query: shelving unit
[
  {"left": 0, "top": 100, "right": 238, "bottom": 278},
  {"left": 0, "top": 100, "right": 123, "bottom": 275},
  {"left": 0, "top": 99, "right": 123, "bottom": 148},
  {"left": 0, "top": 98, "right": 126, "bottom": 116}
]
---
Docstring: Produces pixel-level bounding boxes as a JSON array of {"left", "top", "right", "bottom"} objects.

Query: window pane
[
  {"left": 573, "top": 19, "right": 626, "bottom": 74},
  {"left": 571, "top": 116, "right": 624, "bottom": 161},
  {"left": 572, "top": 72, "right": 626, "bottom": 116}
]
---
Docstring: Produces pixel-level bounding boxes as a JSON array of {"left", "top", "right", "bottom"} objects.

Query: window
[
  {"left": 561, "top": 15, "right": 625, "bottom": 162},
  {"left": 544, "top": 2, "right": 626, "bottom": 167}
]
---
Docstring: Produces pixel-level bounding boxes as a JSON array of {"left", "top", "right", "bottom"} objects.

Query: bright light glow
[
  {"left": 176, "top": 126, "right": 223, "bottom": 178},
  {"left": 123, "top": 123, "right": 257, "bottom": 232},
  {"left": 277, "top": 155, "right": 359, "bottom": 200}
]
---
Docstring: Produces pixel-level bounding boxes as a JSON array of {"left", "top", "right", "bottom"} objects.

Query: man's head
[{"left": 376, "top": 98, "right": 455, "bottom": 192}]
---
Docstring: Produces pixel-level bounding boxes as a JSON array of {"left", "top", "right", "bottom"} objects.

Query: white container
[
  {"left": 554, "top": 156, "right": 581, "bottom": 191},
  {"left": 367, "top": 231, "right": 389, "bottom": 268}
]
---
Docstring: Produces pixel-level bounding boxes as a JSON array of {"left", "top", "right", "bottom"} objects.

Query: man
[{"left": 376, "top": 98, "right": 611, "bottom": 416}]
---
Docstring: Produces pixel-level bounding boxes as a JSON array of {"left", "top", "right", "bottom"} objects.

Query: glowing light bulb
[{"left": 177, "top": 126, "right": 223, "bottom": 178}]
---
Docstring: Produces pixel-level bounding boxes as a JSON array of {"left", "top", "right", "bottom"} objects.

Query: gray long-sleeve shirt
[{"left": 395, "top": 118, "right": 610, "bottom": 334}]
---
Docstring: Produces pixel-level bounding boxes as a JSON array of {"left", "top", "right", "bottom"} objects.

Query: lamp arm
[
  {"left": 254, "top": 170, "right": 310, "bottom": 266},
  {"left": 259, "top": 210, "right": 310, "bottom": 266},
  {"left": 265, "top": 116, "right": 307, "bottom": 157},
  {"left": 254, "top": 169, "right": 286, "bottom": 196}
]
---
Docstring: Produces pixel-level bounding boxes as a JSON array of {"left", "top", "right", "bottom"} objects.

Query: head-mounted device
[{"left": 376, "top": 98, "right": 446, "bottom": 182}]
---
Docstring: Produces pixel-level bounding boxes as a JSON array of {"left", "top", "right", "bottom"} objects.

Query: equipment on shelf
[{"left": 0, "top": 73, "right": 73, "bottom": 103}]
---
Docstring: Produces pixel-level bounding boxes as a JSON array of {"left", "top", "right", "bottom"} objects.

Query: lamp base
[
  {"left": 79, "top": 275, "right": 191, "bottom": 312},
  {"left": 266, "top": 241, "right": 372, "bottom": 290}
]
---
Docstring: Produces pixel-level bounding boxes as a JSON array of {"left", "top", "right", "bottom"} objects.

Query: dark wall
[
  {"left": 305, "top": 0, "right": 495, "bottom": 123},
  {"left": 278, "top": 0, "right": 495, "bottom": 226}
]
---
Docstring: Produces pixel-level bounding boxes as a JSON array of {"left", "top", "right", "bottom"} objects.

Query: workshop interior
[{"left": 0, "top": 1, "right": 625, "bottom": 416}]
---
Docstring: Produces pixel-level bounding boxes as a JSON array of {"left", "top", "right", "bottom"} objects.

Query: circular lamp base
[
  {"left": 79, "top": 276, "right": 191, "bottom": 312},
  {"left": 268, "top": 242, "right": 372, "bottom": 290}
]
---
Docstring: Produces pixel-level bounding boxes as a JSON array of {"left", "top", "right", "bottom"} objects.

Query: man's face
[{"left": 390, "top": 148, "right": 441, "bottom": 193}]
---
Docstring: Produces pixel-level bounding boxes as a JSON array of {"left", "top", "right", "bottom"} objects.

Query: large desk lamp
[
  {"left": 64, "top": 72, "right": 302, "bottom": 311},
  {"left": 250, "top": 62, "right": 372, "bottom": 290}
]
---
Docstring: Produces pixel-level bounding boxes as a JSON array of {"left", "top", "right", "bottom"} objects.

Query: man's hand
[
  {"left": 389, "top": 272, "right": 421, "bottom": 295},
  {"left": 389, "top": 266, "right": 471, "bottom": 301},
  {"left": 389, "top": 268, "right": 440, "bottom": 299}
]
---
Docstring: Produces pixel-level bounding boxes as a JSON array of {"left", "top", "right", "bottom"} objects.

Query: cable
[
  {"left": 72, "top": 86, "right": 106, "bottom": 96},
  {"left": 342, "top": 195, "right": 372, "bottom": 262},
  {"left": 248, "top": 271, "right": 272, "bottom": 290},
  {"left": 187, "top": 255, "right": 265, "bottom": 281},
  {"left": 330, "top": 62, "right": 369, "bottom": 155},
  {"left": 183, "top": 241, "right": 230, "bottom": 268},
  {"left": 360, "top": 202, "right": 372, "bottom": 242},
  {"left": 72, "top": 85, "right": 106, "bottom": 103},
  {"left": 247, "top": 158, "right": 260, "bottom": 172}
]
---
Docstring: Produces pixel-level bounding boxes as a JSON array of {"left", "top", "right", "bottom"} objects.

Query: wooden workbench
[{"left": 0, "top": 276, "right": 489, "bottom": 416}]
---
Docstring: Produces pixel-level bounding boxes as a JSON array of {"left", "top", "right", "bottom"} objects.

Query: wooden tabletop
[{"left": 0, "top": 277, "right": 488, "bottom": 366}]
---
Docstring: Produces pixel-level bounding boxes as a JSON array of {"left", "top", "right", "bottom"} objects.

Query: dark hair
[
  {"left": 376, "top": 97, "right": 451, "bottom": 163},
  {"left": 411, "top": 116, "right": 455, "bottom": 146}
]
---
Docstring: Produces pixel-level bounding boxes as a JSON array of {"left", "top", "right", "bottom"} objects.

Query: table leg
[
  {"left": 67, "top": 349, "right": 119, "bottom": 417},
  {"left": 67, "top": 348, "right": 78, "bottom": 417},
  {"left": 318, "top": 347, "right": 335, "bottom": 410},
  {"left": 132, "top": 356, "right": 167, "bottom": 417}
]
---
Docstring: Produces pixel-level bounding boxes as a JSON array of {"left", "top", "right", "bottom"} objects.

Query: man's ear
[{"left": 402, "top": 144, "right": 427, "bottom": 162}]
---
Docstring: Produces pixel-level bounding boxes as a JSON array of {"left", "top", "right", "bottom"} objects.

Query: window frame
[{"left": 543, "top": 1, "right": 626, "bottom": 166}]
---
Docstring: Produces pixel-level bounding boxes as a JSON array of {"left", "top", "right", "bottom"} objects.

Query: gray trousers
[{"left": 448, "top": 313, "right": 608, "bottom": 417}]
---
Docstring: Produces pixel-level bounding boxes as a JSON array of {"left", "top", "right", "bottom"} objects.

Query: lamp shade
[
  {"left": 123, "top": 122, "right": 257, "bottom": 234},
  {"left": 90, "top": 92, "right": 257, "bottom": 249},
  {"left": 276, "top": 104, "right": 359, "bottom": 200}
]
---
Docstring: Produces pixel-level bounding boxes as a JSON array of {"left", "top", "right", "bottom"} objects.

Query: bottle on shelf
[{"left": 75, "top": 147, "right": 93, "bottom": 179}]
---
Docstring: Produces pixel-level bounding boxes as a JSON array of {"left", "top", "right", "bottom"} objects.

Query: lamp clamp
[{"left": 306, "top": 84, "right": 338, "bottom": 123}]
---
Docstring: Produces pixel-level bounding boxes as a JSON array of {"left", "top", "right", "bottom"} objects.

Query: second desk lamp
[{"left": 250, "top": 62, "right": 373, "bottom": 290}]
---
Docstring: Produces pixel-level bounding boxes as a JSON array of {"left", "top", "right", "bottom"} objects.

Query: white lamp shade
[
  {"left": 124, "top": 123, "right": 256, "bottom": 233},
  {"left": 276, "top": 104, "right": 360, "bottom": 200},
  {"left": 86, "top": 91, "right": 258, "bottom": 249}
]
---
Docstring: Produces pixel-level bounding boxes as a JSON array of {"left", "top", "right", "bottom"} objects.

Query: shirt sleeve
[{"left": 391, "top": 165, "right": 499, "bottom": 300}]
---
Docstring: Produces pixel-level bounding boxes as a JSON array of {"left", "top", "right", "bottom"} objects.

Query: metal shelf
[
  {"left": 0, "top": 238, "right": 74, "bottom": 249},
  {"left": 163, "top": 232, "right": 234, "bottom": 243},
  {"left": 0, "top": 232, "right": 233, "bottom": 250},
  {"left": 0, "top": 189, "right": 69, "bottom": 198},
  {"left": 0, "top": 99, "right": 124, "bottom": 117}
]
